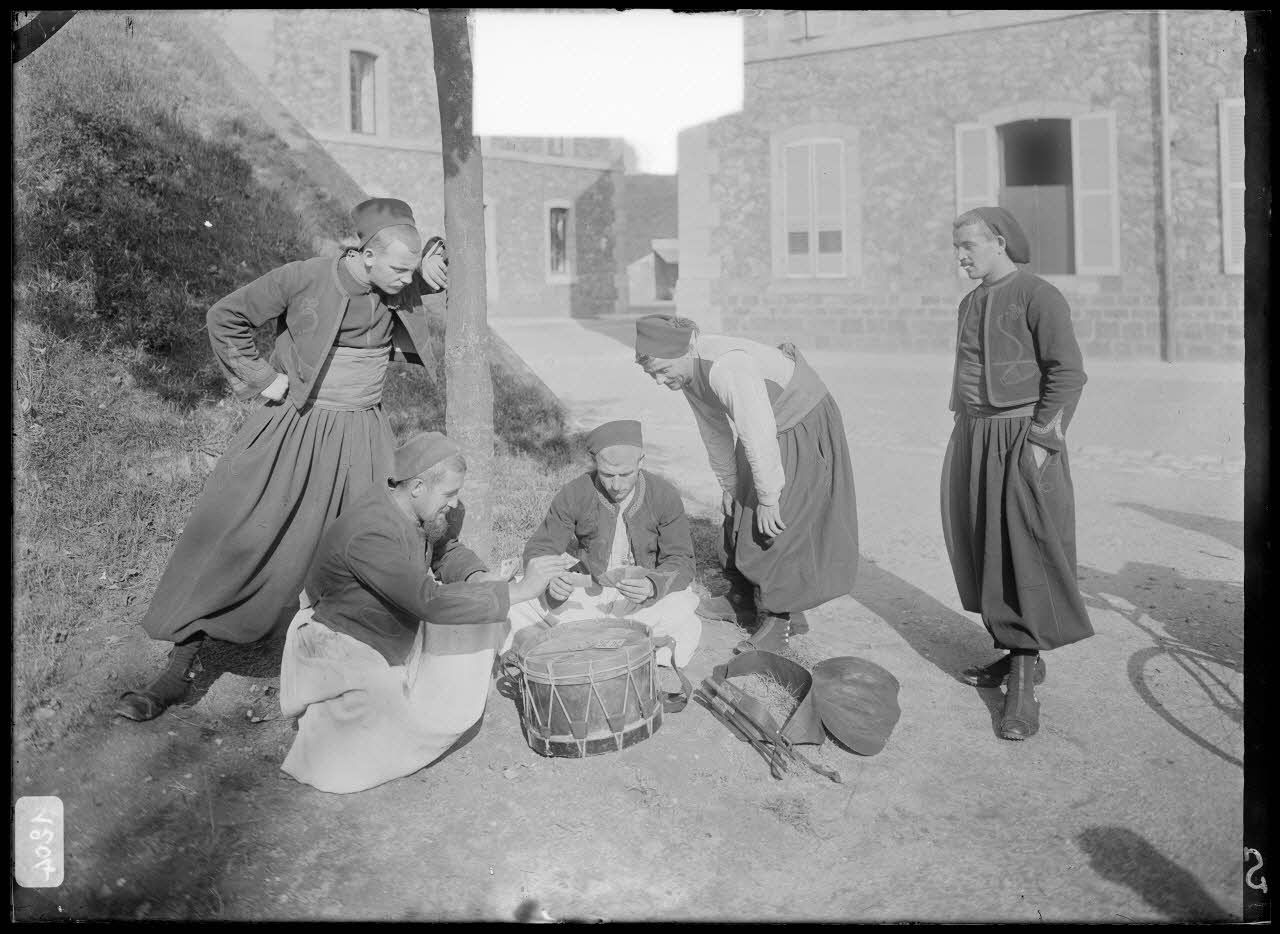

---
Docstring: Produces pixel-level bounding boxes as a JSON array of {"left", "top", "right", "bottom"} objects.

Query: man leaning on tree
[{"left": 115, "top": 198, "right": 449, "bottom": 722}]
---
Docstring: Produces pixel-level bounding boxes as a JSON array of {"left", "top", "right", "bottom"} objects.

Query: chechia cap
[
  {"left": 389, "top": 430, "right": 460, "bottom": 483},
  {"left": 963, "top": 206, "right": 1031, "bottom": 264},
  {"left": 635, "top": 314, "right": 695, "bottom": 360},
  {"left": 354, "top": 197, "right": 417, "bottom": 250},
  {"left": 586, "top": 419, "right": 643, "bottom": 455}
]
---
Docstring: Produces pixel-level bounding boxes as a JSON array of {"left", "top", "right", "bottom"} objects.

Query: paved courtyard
[{"left": 491, "top": 313, "right": 1247, "bottom": 920}]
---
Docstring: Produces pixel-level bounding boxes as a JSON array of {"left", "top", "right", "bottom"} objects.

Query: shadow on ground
[
  {"left": 686, "top": 515, "right": 998, "bottom": 691},
  {"left": 1116, "top": 502, "right": 1243, "bottom": 554},
  {"left": 1077, "top": 562, "right": 1242, "bottom": 670},
  {"left": 1078, "top": 561, "right": 1243, "bottom": 768},
  {"left": 1076, "top": 825, "right": 1230, "bottom": 921}
]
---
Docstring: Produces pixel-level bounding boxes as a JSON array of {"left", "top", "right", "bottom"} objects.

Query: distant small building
[
  {"left": 204, "top": 8, "right": 630, "bottom": 318},
  {"left": 678, "top": 10, "right": 1246, "bottom": 360},
  {"left": 616, "top": 173, "right": 678, "bottom": 310},
  {"left": 652, "top": 239, "right": 679, "bottom": 303},
  {"left": 627, "top": 238, "right": 679, "bottom": 309}
]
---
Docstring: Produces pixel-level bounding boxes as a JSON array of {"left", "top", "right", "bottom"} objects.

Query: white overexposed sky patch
[{"left": 473, "top": 10, "right": 744, "bottom": 175}]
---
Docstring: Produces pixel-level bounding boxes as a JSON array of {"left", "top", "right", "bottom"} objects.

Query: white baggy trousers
[{"left": 278, "top": 607, "right": 506, "bottom": 794}]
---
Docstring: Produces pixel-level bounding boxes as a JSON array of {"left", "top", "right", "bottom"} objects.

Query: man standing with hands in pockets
[{"left": 944, "top": 206, "right": 1093, "bottom": 741}]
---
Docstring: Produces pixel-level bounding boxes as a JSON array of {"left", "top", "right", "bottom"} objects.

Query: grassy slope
[{"left": 12, "top": 11, "right": 586, "bottom": 745}]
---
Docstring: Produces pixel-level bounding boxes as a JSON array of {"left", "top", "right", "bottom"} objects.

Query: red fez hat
[
  {"left": 389, "top": 430, "right": 461, "bottom": 483},
  {"left": 586, "top": 419, "right": 643, "bottom": 455},
  {"left": 967, "top": 206, "right": 1031, "bottom": 264},
  {"left": 635, "top": 314, "right": 695, "bottom": 360},
  {"left": 354, "top": 198, "right": 418, "bottom": 250}
]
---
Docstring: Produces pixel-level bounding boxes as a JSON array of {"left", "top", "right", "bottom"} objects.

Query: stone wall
[
  {"left": 1164, "top": 10, "right": 1247, "bottom": 358},
  {"left": 480, "top": 159, "right": 620, "bottom": 318},
  {"left": 693, "top": 10, "right": 1245, "bottom": 361},
  {"left": 207, "top": 9, "right": 625, "bottom": 319},
  {"left": 266, "top": 10, "right": 440, "bottom": 141}
]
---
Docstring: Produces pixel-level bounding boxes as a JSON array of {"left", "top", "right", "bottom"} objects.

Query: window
[
  {"left": 997, "top": 119, "right": 1073, "bottom": 275},
  {"left": 956, "top": 109, "right": 1119, "bottom": 275},
  {"left": 547, "top": 204, "right": 571, "bottom": 280},
  {"left": 784, "top": 139, "right": 845, "bottom": 276},
  {"left": 781, "top": 11, "right": 840, "bottom": 40},
  {"left": 349, "top": 51, "right": 377, "bottom": 135},
  {"left": 1219, "top": 98, "right": 1245, "bottom": 274},
  {"left": 770, "top": 124, "right": 861, "bottom": 280}
]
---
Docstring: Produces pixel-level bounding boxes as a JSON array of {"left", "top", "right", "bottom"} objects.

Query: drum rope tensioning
[{"left": 501, "top": 619, "right": 692, "bottom": 758}]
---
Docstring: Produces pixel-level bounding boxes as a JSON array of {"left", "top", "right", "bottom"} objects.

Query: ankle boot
[
  {"left": 998, "top": 654, "right": 1040, "bottom": 740},
  {"left": 788, "top": 610, "right": 810, "bottom": 636},
  {"left": 734, "top": 611, "right": 791, "bottom": 654},
  {"left": 114, "top": 637, "right": 203, "bottom": 722},
  {"left": 962, "top": 652, "right": 1046, "bottom": 688}
]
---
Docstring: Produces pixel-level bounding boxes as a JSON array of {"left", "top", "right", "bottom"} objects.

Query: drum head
[{"left": 520, "top": 619, "right": 653, "bottom": 681}]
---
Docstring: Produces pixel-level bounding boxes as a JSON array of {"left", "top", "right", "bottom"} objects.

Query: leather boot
[
  {"left": 114, "top": 639, "right": 203, "bottom": 721},
  {"left": 696, "top": 580, "right": 757, "bottom": 622},
  {"left": 734, "top": 611, "right": 791, "bottom": 654},
  {"left": 998, "top": 654, "right": 1040, "bottom": 740},
  {"left": 962, "top": 652, "right": 1045, "bottom": 688}
]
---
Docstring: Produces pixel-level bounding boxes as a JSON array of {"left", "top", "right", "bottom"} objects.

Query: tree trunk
[
  {"left": 12, "top": 11, "right": 78, "bottom": 63},
  {"left": 429, "top": 9, "right": 495, "bottom": 565}
]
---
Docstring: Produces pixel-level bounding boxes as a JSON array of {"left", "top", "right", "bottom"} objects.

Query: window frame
[
  {"left": 341, "top": 42, "right": 391, "bottom": 139},
  {"left": 545, "top": 137, "right": 574, "bottom": 158},
  {"left": 544, "top": 200, "right": 573, "bottom": 284},
  {"left": 1219, "top": 97, "right": 1245, "bottom": 275},
  {"left": 770, "top": 124, "right": 861, "bottom": 282},
  {"left": 957, "top": 101, "right": 1120, "bottom": 281}
]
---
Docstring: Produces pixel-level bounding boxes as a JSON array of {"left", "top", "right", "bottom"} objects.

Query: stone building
[
  {"left": 618, "top": 173, "right": 679, "bottom": 309},
  {"left": 677, "top": 10, "right": 1246, "bottom": 360},
  {"left": 205, "top": 8, "right": 628, "bottom": 318}
]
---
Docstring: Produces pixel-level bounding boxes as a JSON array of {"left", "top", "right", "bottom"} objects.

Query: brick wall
[{"left": 694, "top": 10, "right": 1245, "bottom": 361}]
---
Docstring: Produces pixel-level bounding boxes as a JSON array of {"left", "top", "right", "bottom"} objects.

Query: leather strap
[
  {"left": 713, "top": 650, "right": 825, "bottom": 744},
  {"left": 652, "top": 634, "right": 692, "bottom": 713}
]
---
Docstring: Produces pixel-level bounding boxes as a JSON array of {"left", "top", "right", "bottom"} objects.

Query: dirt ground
[
  {"left": 11, "top": 334, "right": 1247, "bottom": 923},
  {"left": 11, "top": 473, "right": 1244, "bottom": 922}
]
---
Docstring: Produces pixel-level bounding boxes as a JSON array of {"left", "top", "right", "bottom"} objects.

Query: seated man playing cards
[{"left": 503, "top": 419, "right": 701, "bottom": 668}]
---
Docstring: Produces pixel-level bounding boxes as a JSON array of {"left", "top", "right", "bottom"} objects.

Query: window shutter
[
  {"left": 1219, "top": 98, "right": 1245, "bottom": 274},
  {"left": 1071, "top": 110, "right": 1120, "bottom": 274},
  {"left": 813, "top": 141, "right": 845, "bottom": 276},
  {"left": 784, "top": 143, "right": 813, "bottom": 275},
  {"left": 954, "top": 123, "right": 997, "bottom": 217},
  {"left": 955, "top": 123, "right": 996, "bottom": 278}
]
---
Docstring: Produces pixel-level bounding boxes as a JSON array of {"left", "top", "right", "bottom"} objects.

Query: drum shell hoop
[{"left": 512, "top": 623, "right": 662, "bottom": 758}]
